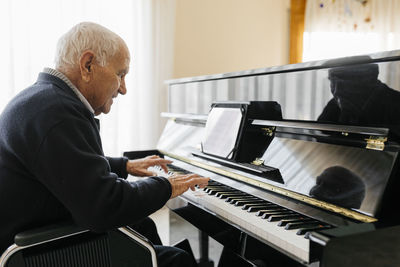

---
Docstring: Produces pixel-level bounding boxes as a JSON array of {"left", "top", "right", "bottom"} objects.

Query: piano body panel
[
  {"left": 152, "top": 118, "right": 385, "bottom": 264},
  {"left": 124, "top": 50, "right": 400, "bottom": 266},
  {"left": 310, "top": 224, "right": 400, "bottom": 267}
]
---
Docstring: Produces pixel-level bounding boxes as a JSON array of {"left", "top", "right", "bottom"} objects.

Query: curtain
[
  {"left": 0, "top": 0, "right": 175, "bottom": 156},
  {"left": 303, "top": 0, "right": 400, "bottom": 61}
]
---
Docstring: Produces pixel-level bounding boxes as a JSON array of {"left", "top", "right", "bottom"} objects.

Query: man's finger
[
  {"left": 184, "top": 177, "right": 210, "bottom": 190},
  {"left": 171, "top": 174, "right": 197, "bottom": 181},
  {"left": 160, "top": 164, "right": 169, "bottom": 173},
  {"left": 152, "top": 158, "right": 173, "bottom": 165}
]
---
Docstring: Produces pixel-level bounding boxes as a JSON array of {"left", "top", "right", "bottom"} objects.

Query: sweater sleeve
[
  {"left": 106, "top": 156, "right": 129, "bottom": 179},
  {"left": 33, "top": 118, "right": 172, "bottom": 232}
]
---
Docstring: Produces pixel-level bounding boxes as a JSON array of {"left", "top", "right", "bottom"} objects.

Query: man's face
[{"left": 90, "top": 45, "right": 130, "bottom": 115}]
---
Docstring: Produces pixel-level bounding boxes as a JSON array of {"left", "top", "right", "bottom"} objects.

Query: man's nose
[{"left": 118, "top": 80, "right": 127, "bottom": 95}]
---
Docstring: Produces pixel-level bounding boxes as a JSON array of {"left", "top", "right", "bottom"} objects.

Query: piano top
[
  {"left": 166, "top": 49, "right": 400, "bottom": 85},
  {"left": 165, "top": 50, "right": 400, "bottom": 140}
]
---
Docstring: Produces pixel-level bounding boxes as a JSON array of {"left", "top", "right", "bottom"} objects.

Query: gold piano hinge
[
  {"left": 261, "top": 127, "right": 275, "bottom": 136},
  {"left": 365, "top": 136, "right": 387, "bottom": 151},
  {"left": 251, "top": 158, "right": 264, "bottom": 166}
]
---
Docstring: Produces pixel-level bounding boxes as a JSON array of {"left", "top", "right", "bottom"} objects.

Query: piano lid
[{"left": 166, "top": 50, "right": 400, "bottom": 141}]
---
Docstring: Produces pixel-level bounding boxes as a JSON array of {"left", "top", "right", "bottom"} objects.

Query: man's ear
[{"left": 79, "top": 50, "right": 95, "bottom": 82}]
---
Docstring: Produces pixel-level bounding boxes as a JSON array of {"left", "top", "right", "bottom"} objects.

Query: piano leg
[
  {"left": 238, "top": 232, "right": 248, "bottom": 257},
  {"left": 198, "top": 230, "right": 214, "bottom": 267}
]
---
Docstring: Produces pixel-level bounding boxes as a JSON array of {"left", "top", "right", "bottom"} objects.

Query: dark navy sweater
[{"left": 0, "top": 73, "right": 171, "bottom": 252}]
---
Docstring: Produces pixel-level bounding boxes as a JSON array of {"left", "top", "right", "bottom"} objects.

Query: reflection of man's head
[
  {"left": 309, "top": 166, "right": 366, "bottom": 209},
  {"left": 328, "top": 63, "right": 379, "bottom": 107}
]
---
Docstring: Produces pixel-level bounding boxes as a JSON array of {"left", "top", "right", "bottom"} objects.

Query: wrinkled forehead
[
  {"left": 120, "top": 41, "right": 131, "bottom": 68},
  {"left": 113, "top": 40, "right": 130, "bottom": 71}
]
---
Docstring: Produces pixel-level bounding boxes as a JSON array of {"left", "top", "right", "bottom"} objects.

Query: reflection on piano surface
[
  {"left": 125, "top": 50, "right": 400, "bottom": 266},
  {"left": 318, "top": 55, "right": 400, "bottom": 138},
  {"left": 309, "top": 166, "right": 366, "bottom": 210}
]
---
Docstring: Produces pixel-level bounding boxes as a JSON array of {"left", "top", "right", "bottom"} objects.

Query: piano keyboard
[{"left": 152, "top": 164, "right": 332, "bottom": 263}]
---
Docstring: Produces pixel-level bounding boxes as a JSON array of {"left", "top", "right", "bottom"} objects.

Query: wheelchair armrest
[
  {"left": 14, "top": 221, "right": 88, "bottom": 247},
  {"left": 2, "top": 224, "right": 157, "bottom": 267}
]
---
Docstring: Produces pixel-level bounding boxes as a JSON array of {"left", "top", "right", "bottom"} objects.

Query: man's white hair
[{"left": 55, "top": 22, "right": 122, "bottom": 70}]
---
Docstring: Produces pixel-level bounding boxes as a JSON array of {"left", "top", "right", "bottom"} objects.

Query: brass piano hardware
[
  {"left": 261, "top": 127, "right": 275, "bottom": 136},
  {"left": 161, "top": 150, "right": 377, "bottom": 224},
  {"left": 341, "top": 132, "right": 349, "bottom": 136},
  {"left": 251, "top": 158, "right": 264, "bottom": 166},
  {"left": 365, "top": 136, "right": 387, "bottom": 151}
]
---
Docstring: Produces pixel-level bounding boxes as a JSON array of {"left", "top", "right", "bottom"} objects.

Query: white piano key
[
  {"left": 158, "top": 166, "right": 310, "bottom": 263},
  {"left": 182, "top": 188, "right": 310, "bottom": 263}
]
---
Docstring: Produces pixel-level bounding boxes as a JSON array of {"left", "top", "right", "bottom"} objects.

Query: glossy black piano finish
[
  {"left": 129, "top": 50, "right": 400, "bottom": 266},
  {"left": 167, "top": 51, "right": 400, "bottom": 138}
]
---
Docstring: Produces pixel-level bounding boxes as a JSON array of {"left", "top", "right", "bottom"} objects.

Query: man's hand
[
  {"left": 126, "top": 155, "right": 173, "bottom": 177},
  {"left": 168, "top": 174, "right": 210, "bottom": 199}
]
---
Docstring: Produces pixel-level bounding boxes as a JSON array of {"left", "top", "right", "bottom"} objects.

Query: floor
[{"left": 150, "top": 206, "right": 223, "bottom": 265}]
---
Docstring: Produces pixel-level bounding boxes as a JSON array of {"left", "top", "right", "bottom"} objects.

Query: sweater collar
[{"left": 42, "top": 68, "right": 95, "bottom": 114}]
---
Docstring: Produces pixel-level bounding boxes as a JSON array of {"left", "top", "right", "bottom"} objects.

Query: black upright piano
[{"left": 125, "top": 51, "right": 400, "bottom": 266}]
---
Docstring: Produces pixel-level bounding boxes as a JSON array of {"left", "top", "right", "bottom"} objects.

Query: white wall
[{"left": 173, "top": 0, "right": 291, "bottom": 78}]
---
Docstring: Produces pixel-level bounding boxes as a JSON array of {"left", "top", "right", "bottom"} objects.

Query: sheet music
[{"left": 202, "top": 107, "right": 243, "bottom": 159}]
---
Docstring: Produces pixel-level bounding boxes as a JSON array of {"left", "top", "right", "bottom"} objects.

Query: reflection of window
[
  {"left": 303, "top": 32, "right": 396, "bottom": 62},
  {"left": 299, "top": 0, "right": 400, "bottom": 62}
]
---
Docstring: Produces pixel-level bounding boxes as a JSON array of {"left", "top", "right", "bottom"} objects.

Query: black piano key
[
  {"left": 205, "top": 182, "right": 220, "bottom": 187},
  {"left": 209, "top": 185, "right": 232, "bottom": 189},
  {"left": 219, "top": 193, "right": 248, "bottom": 200},
  {"left": 267, "top": 214, "right": 302, "bottom": 222},
  {"left": 209, "top": 183, "right": 222, "bottom": 187},
  {"left": 167, "top": 165, "right": 190, "bottom": 174},
  {"left": 256, "top": 208, "right": 288, "bottom": 217},
  {"left": 242, "top": 202, "right": 274, "bottom": 208},
  {"left": 206, "top": 190, "right": 217, "bottom": 195},
  {"left": 234, "top": 199, "right": 266, "bottom": 206},
  {"left": 261, "top": 211, "right": 295, "bottom": 220},
  {"left": 277, "top": 218, "right": 315, "bottom": 227},
  {"left": 296, "top": 225, "right": 331, "bottom": 235},
  {"left": 203, "top": 185, "right": 216, "bottom": 193},
  {"left": 246, "top": 205, "right": 279, "bottom": 212},
  {"left": 204, "top": 186, "right": 230, "bottom": 194},
  {"left": 225, "top": 195, "right": 253, "bottom": 202},
  {"left": 214, "top": 191, "right": 240, "bottom": 197},
  {"left": 204, "top": 185, "right": 229, "bottom": 191},
  {"left": 216, "top": 192, "right": 246, "bottom": 198},
  {"left": 242, "top": 202, "right": 275, "bottom": 210},
  {"left": 285, "top": 221, "right": 322, "bottom": 230},
  {"left": 228, "top": 197, "right": 259, "bottom": 204}
]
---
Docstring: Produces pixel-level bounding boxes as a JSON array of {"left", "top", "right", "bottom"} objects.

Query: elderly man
[{"left": 0, "top": 22, "right": 208, "bottom": 266}]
